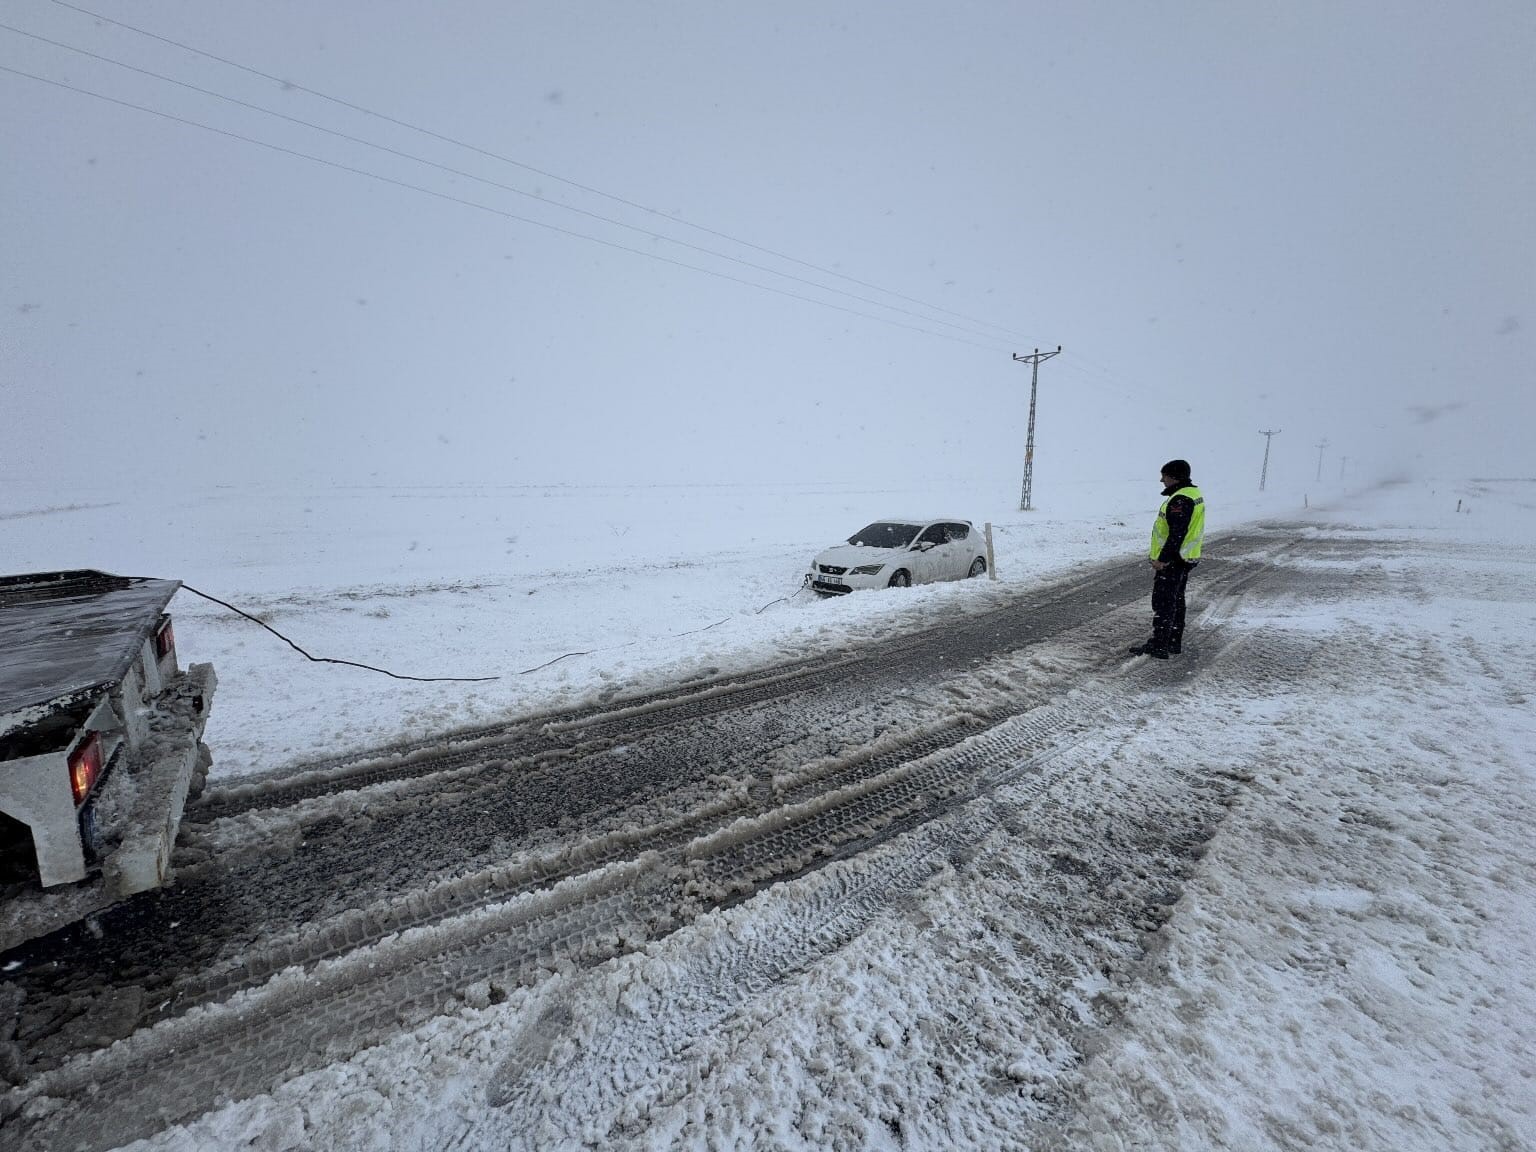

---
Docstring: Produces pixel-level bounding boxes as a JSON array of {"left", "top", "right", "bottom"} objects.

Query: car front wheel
[
  {"left": 968, "top": 557, "right": 987, "bottom": 578},
  {"left": 888, "top": 569, "right": 911, "bottom": 588}
]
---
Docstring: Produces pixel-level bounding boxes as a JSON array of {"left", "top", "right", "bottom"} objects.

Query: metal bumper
[{"left": 103, "top": 662, "right": 216, "bottom": 898}]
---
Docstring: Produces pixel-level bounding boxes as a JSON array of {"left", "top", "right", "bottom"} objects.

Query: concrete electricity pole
[
  {"left": 1011, "top": 346, "right": 1062, "bottom": 511},
  {"left": 1315, "top": 438, "right": 1329, "bottom": 483},
  {"left": 1258, "top": 429, "right": 1281, "bottom": 491}
]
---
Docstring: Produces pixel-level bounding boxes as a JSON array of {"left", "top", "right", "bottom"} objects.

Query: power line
[
  {"left": 2, "top": 22, "right": 1018, "bottom": 347},
  {"left": 1060, "top": 350, "right": 1128, "bottom": 382},
  {"left": 0, "top": 63, "right": 1016, "bottom": 353},
  {"left": 1053, "top": 354, "right": 1138, "bottom": 403},
  {"left": 47, "top": 0, "right": 1033, "bottom": 345},
  {"left": 1055, "top": 349, "right": 1136, "bottom": 390}
]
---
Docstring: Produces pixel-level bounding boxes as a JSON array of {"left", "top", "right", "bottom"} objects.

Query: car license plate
[{"left": 815, "top": 579, "right": 848, "bottom": 591}]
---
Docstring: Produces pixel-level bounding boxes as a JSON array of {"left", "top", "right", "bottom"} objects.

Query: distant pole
[
  {"left": 1258, "top": 429, "right": 1281, "bottom": 491},
  {"left": 1315, "top": 438, "right": 1329, "bottom": 483},
  {"left": 1011, "top": 345, "right": 1062, "bottom": 511},
  {"left": 1339, "top": 455, "right": 1348, "bottom": 481}
]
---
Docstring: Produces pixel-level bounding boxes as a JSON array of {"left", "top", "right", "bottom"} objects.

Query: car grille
[{"left": 818, "top": 564, "right": 848, "bottom": 575}]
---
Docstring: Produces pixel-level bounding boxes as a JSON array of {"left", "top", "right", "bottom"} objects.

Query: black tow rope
[
  {"left": 179, "top": 584, "right": 500, "bottom": 683},
  {"left": 177, "top": 579, "right": 811, "bottom": 684}
]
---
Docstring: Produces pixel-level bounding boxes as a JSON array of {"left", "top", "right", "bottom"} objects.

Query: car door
[
  {"left": 941, "top": 522, "right": 973, "bottom": 579},
  {"left": 911, "top": 523, "right": 949, "bottom": 583}
]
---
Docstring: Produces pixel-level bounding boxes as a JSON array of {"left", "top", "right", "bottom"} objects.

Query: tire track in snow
[
  {"left": 186, "top": 532, "right": 1286, "bottom": 824},
  {"left": 2, "top": 607, "right": 1310, "bottom": 1152},
  {"left": 475, "top": 675, "right": 1278, "bottom": 1148},
  {"left": 4, "top": 545, "right": 1283, "bottom": 1066},
  {"left": 186, "top": 653, "right": 868, "bottom": 822}
]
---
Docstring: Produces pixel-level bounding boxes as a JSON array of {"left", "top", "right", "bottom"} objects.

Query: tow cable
[{"left": 173, "top": 578, "right": 814, "bottom": 682}]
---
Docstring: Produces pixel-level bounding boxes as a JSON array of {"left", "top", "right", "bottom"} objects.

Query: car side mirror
[{"left": 914, "top": 541, "right": 936, "bottom": 552}]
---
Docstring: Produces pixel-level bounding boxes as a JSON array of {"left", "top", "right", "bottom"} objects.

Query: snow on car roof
[{"left": 0, "top": 570, "right": 180, "bottom": 722}]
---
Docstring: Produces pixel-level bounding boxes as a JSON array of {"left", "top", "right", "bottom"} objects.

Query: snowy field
[
  {"left": 4, "top": 475, "right": 1535, "bottom": 1150},
  {"left": 4, "top": 475, "right": 1321, "bottom": 779}
]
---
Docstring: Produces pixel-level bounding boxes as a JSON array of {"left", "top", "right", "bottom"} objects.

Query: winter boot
[{"left": 1128, "top": 639, "right": 1170, "bottom": 659}]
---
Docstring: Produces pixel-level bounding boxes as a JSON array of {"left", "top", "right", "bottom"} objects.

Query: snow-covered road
[{"left": 1, "top": 479, "right": 1532, "bottom": 1151}]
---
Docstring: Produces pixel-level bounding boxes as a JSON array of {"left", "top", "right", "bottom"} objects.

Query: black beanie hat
[{"left": 1161, "top": 459, "right": 1192, "bottom": 481}]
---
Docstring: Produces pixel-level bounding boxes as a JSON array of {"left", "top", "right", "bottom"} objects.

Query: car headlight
[{"left": 850, "top": 563, "right": 885, "bottom": 575}]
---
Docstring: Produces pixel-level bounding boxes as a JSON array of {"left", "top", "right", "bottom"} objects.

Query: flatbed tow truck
[{"left": 0, "top": 571, "right": 215, "bottom": 953}]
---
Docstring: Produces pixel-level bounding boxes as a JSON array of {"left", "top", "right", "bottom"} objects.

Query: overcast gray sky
[{"left": 3, "top": 1, "right": 1532, "bottom": 496}]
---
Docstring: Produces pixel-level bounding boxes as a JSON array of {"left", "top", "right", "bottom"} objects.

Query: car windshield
[{"left": 846, "top": 522, "right": 922, "bottom": 548}]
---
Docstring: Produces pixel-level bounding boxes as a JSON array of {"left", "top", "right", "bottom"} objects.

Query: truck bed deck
[{"left": 0, "top": 571, "right": 181, "bottom": 740}]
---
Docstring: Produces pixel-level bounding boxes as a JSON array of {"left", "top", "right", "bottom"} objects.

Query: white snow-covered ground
[
  {"left": 5, "top": 475, "right": 1308, "bottom": 779},
  {"left": 5, "top": 476, "right": 1534, "bottom": 1150}
]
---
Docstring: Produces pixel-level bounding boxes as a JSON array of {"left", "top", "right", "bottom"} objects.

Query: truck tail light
[
  {"left": 69, "top": 733, "right": 104, "bottom": 806},
  {"left": 155, "top": 617, "right": 176, "bottom": 661}
]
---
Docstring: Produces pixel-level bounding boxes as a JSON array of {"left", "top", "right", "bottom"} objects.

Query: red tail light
[
  {"left": 155, "top": 617, "right": 176, "bottom": 661},
  {"left": 69, "top": 733, "right": 104, "bottom": 806}
]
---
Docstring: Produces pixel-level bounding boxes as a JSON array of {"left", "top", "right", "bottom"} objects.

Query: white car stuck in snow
[{"left": 808, "top": 519, "right": 988, "bottom": 595}]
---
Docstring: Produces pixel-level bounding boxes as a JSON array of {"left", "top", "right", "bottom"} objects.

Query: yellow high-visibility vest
[{"left": 1149, "top": 485, "right": 1205, "bottom": 561}]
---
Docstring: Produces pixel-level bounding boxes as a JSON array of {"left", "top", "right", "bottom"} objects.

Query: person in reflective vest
[{"left": 1129, "top": 459, "right": 1205, "bottom": 659}]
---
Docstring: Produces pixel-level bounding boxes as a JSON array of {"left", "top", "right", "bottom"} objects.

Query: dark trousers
[{"left": 1151, "top": 562, "right": 1194, "bottom": 652}]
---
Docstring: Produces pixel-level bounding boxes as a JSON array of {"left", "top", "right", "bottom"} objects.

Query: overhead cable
[
  {"left": 0, "top": 63, "right": 1015, "bottom": 353},
  {"left": 3, "top": 23, "right": 1019, "bottom": 347},
  {"left": 49, "top": 0, "right": 1033, "bottom": 345}
]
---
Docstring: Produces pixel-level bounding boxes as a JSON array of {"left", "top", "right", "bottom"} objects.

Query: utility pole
[
  {"left": 1258, "top": 429, "right": 1281, "bottom": 491},
  {"left": 1011, "top": 346, "right": 1062, "bottom": 511},
  {"left": 1339, "top": 456, "right": 1348, "bottom": 481},
  {"left": 1315, "top": 438, "right": 1328, "bottom": 483}
]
